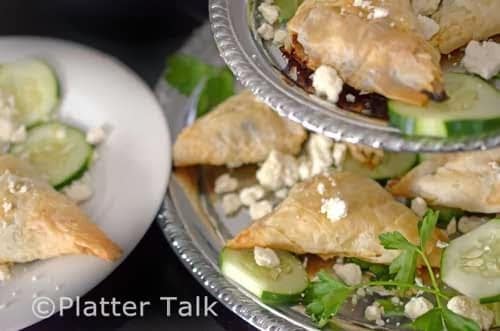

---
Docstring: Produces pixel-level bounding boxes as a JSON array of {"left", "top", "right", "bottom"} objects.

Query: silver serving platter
[
  {"left": 208, "top": 0, "right": 500, "bottom": 153},
  {"left": 156, "top": 24, "right": 410, "bottom": 331}
]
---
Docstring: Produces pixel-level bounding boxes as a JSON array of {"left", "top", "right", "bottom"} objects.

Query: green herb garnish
[
  {"left": 164, "top": 54, "right": 235, "bottom": 117},
  {"left": 274, "top": 0, "right": 302, "bottom": 22},
  {"left": 304, "top": 210, "right": 481, "bottom": 331}
]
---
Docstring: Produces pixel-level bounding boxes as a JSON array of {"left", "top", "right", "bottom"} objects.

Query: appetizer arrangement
[
  {"left": 169, "top": 53, "right": 500, "bottom": 330},
  {"left": 253, "top": 0, "right": 500, "bottom": 138},
  {"left": 0, "top": 58, "right": 121, "bottom": 281}
]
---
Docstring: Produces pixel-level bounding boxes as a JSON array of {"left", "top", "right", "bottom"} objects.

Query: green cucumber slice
[
  {"left": 0, "top": 59, "right": 59, "bottom": 126},
  {"left": 389, "top": 73, "right": 500, "bottom": 137},
  {"left": 342, "top": 152, "right": 417, "bottom": 180},
  {"left": 220, "top": 247, "right": 308, "bottom": 305},
  {"left": 442, "top": 219, "right": 500, "bottom": 299},
  {"left": 10, "top": 122, "right": 92, "bottom": 189}
]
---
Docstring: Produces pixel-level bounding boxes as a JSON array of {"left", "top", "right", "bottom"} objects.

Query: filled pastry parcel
[{"left": 256, "top": 0, "right": 500, "bottom": 138}]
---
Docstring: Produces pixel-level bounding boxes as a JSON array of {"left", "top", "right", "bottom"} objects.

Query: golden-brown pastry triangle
[
  {"left": 228, "top": 171, "right": 444, "bottom": 266},
  {"left": 0, "top": 155, "right": 122, "bottom": 263}
]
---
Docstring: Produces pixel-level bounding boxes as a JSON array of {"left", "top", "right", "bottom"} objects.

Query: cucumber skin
[{"left": 53, "top": 150, "right": 93, "bottom": 190}]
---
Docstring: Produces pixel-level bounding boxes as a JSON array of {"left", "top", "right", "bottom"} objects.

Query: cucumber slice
[
  {"left": 220, "top": 248, "right": 308, "bottom": 305},
  {"left": 0, "top": 59, "right": 59, "bottom": 126},
  {"left": 342, "top": 152, "right": 417, "bottom": 180},
  {"left": 442, "top": 219, "right": 500, "bottom": 299},
  {"left": 10, "top": 122, "right": 92, "bottom": 189},
  {"left": 389, "top": 73, "right": 500, "bottom": 137}
]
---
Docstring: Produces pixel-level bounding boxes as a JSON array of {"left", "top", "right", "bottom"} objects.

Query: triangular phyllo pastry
[
  {"left": 287, "top": 0, "right": 444, "bottom": 105},
  {"left": 229, "top": 171, "right": 444, "bottom": 265},
  {"left": 173, "top": 91, "right": 307, "bottom": 167},
  {"left": 389, "top": 149, "right": 500, "bottom": 214},
  {"left": 0, "top": 155, "right": 122, "bottom": 263}
]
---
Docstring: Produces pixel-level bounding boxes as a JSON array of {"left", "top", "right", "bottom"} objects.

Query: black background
[{"left": 0, "top": 1, "right": 255, "bottom": 330}]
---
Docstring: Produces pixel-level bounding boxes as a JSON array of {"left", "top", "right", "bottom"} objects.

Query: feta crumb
[
  {"left": 365, "top": 303, "right": 383, "bottom": 322},
  {"left": 256, "top": 150, "right": 299, "bottom": 190},
  {"left": 415, "top": 277, "right": 424, "bottom": 287},
  {"left": 307, "top": 134, "right": 334, "bottom": 176},
  {"left": 0, "top": 264, "right": 11, "bottom": 281},
  {"left": 86, "top": 126, "right": 107, "bottom": 145},
  {"left": 254, "top": 247, "right": 280, "bottom": 268},
  {"left": 391, "top": 296, "right": 401, "bottom": 305},
  {"left": 274, "top": 188, "right": 288, "bottom": 200},
  {"left": 447, "top": 217, "right": 457, "bottom": 235},
  {"left": 369, "top": 7, "right": 389, "bottom": 19},
  {"left": 312, "top": 65, "right": 344, "bottom": 103},
  {"left": 458, "top": 216, "right": 487, "bottom": 233},
  {"left": 332, "top": 143, "right": 347, "bottom": 169},
  {"left": 317, "top": 183, "right": 326, "bottom": 195},
  {"left": 321, "top": 197, "right": 348, "bottom": 222},
  {"left": 273, "top": 29, "right": 288, "bottom": 45},
  {"left": 417, "top": 15, "right": 440, "bottom": 40},
  {"left": 411, "top": 197, "right": 428, "bottom": 217},
  {"left": 214, "top": 173, "right": 239, "bottom": 194},
  {"left": 221, "top": 193, "right": 241, "bottom": 215},
  {"left": 353, "top": 0, "right": 372, "bottom": 9},
  {"left": 257, "top": 23, "right": 274, "bottom": 41},
  {"left": 345, "top": 93, "right": 356, "bottom": 103},
  {"left": 298, "top": 157, "right": 312, "bottom": 181},
  {"left": 239, "top": 185, "right": 266, "bottom": 206},
  {"left": 249, "top": 200, "right": 273, "bottom": 220},
  {"left": 2, "top": 200, "right": 12, "bottom": 213},
  {"left": 436, "top": 240, "right": 449, "bottom": 248},
  {"left": 447, "top": 296, "right": 494, "bottom": 330},
  {"left": 404, "top": 297, "right": 434, "bottom": 320},
  {"left": 63, "top": 173, "right": 93, "bottom": 203},
  {"left": 0, "top": 118, "right": 13, "bottom": 141},
  {"left": 462, "top": 40, "right": 500, "bottom": 80},
  {"left": 333, "top": 263, "right": 362, "bottom": 286},
  {"left": 258, "top": 3, "right": 280, "bottom": 24}
]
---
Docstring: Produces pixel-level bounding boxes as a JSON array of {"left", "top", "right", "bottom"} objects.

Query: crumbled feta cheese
[
  {"left": 446, "top": 217, "right": 457, "bottom": 235},
  {"left": 411, "top": 197, "right": 428, "bottom": 217},
  {"left": 345, "top": 93, "right": 356, "bottom": 103},
  {"left": 258, "top": 3, "right": 280, "bottom": 24},
  {"left": 364, "top": 303, "right": 383, "bottom": 322},
  {"left": 436, "top": 240, "right": 449, "bottom": 248},
  {"left": 321, "top": 197, "right": 348, "bottom": 222},
  {"left": 273, "top": 28, "right": 288, "bottom": 45},
  {"left": 391, "top": 296, "right": 401, "bottom": 305},
  {"left": 254, "top": 247, "right": 280, "bottom": 268},
  {"left": 332, "top": 143, "right": 347, "bottom": 169},
  {"left": 257, "top": 23, "right": 275, "bottom": 41},
  {"left": 249, "top": 200, "right": 273, "bottom": 220},
  {"left": 317, "top": 183, "right": 326, "bottom": 195},
  {"left": 312, "top": 65, "right": 344, "bottom": 103},
  {"left": 221, "top": 193, "right": 241, "bottom": 215},
  {"left": 333, "top": 263, "right": 362, "bottom": 286},
  {"left": 274, "top": 188, "right": 288, "bottom": 200},
  {"left": 447, "top": 296, "right": 494, "bottom": 330},
  {"left": 86, "top": 126, "right": 106, "bottom": 145},
  {"left": 214, "top": 173, "right": 239, "bottom": 194},
  {"left": 2, "top": 200, "right": 12, "bottom": 213},
  {"left": 239, "top": 185, "right": 266, "bottom": 206},
  {"left": 63, "top": 173, "right": 93, "bottom": 203},
  {"left": 404, "top": 297, "right": 434, "bottom": 320},
  {"left": 414, "top": 277, "right": 424, "bottom": 287},
  {"left": 458, "top": 216, "right": 488, "bottom": 233},
  {"left": 353, "top": 0, "right": 372, "bottom": 9},
  {"left": 417, "top": 15, "right": 440, "bottom": 40},
  {"left": 298, "top": 158, "right": 312, "bottom": 181},
  {"left": 462, "top": 40, "right": 500, "bottom": 80},
  {"left": 307, "top": 134, "right": 334, "bottom": 176},
  {"left": 411, "top": 0, "right": 440, "bottom": 16},
  {"left": 369, "top": 7, "right": 389, "bottom": 19},
  {"left": 256, "top": 150, "right": 299, "bottom": 190},
  {"left": 0, "top": 264, "right": 11, "bottom": 281},
  {"left": 0, "top": 118, "right": 14, "bottom": 142}
]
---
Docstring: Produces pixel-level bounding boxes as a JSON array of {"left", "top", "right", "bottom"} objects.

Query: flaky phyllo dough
[
  {"left": 287, "top": 0, "right": 444, "bottom": 105},
  {"left": 390, "top": 148, "right": 500, "bottom": 214},
  {"left": 173, "top": 91, "right": 307, "bottom": 167},
  {"left": 229, "top": 171, "right": 445, "bottom": 266},
  {"left": 431, "top": 0, "right": 500, "bottom": 54},
  {"left": 0, "top": 155, "right": 121, "bottom": 263}
]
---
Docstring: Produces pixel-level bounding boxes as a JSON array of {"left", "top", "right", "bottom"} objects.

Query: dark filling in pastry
[{"left": 282, "top": 47, "right": 389, "bottom": 120}]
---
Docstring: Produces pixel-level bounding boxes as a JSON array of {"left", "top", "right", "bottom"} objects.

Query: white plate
[{"left": 0, "top": 37, "right": 171, "bottom": 330}]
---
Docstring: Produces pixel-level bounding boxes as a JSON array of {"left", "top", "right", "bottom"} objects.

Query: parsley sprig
[{"left": 304, "top": 210, "right": 481, "bottom": 331}]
